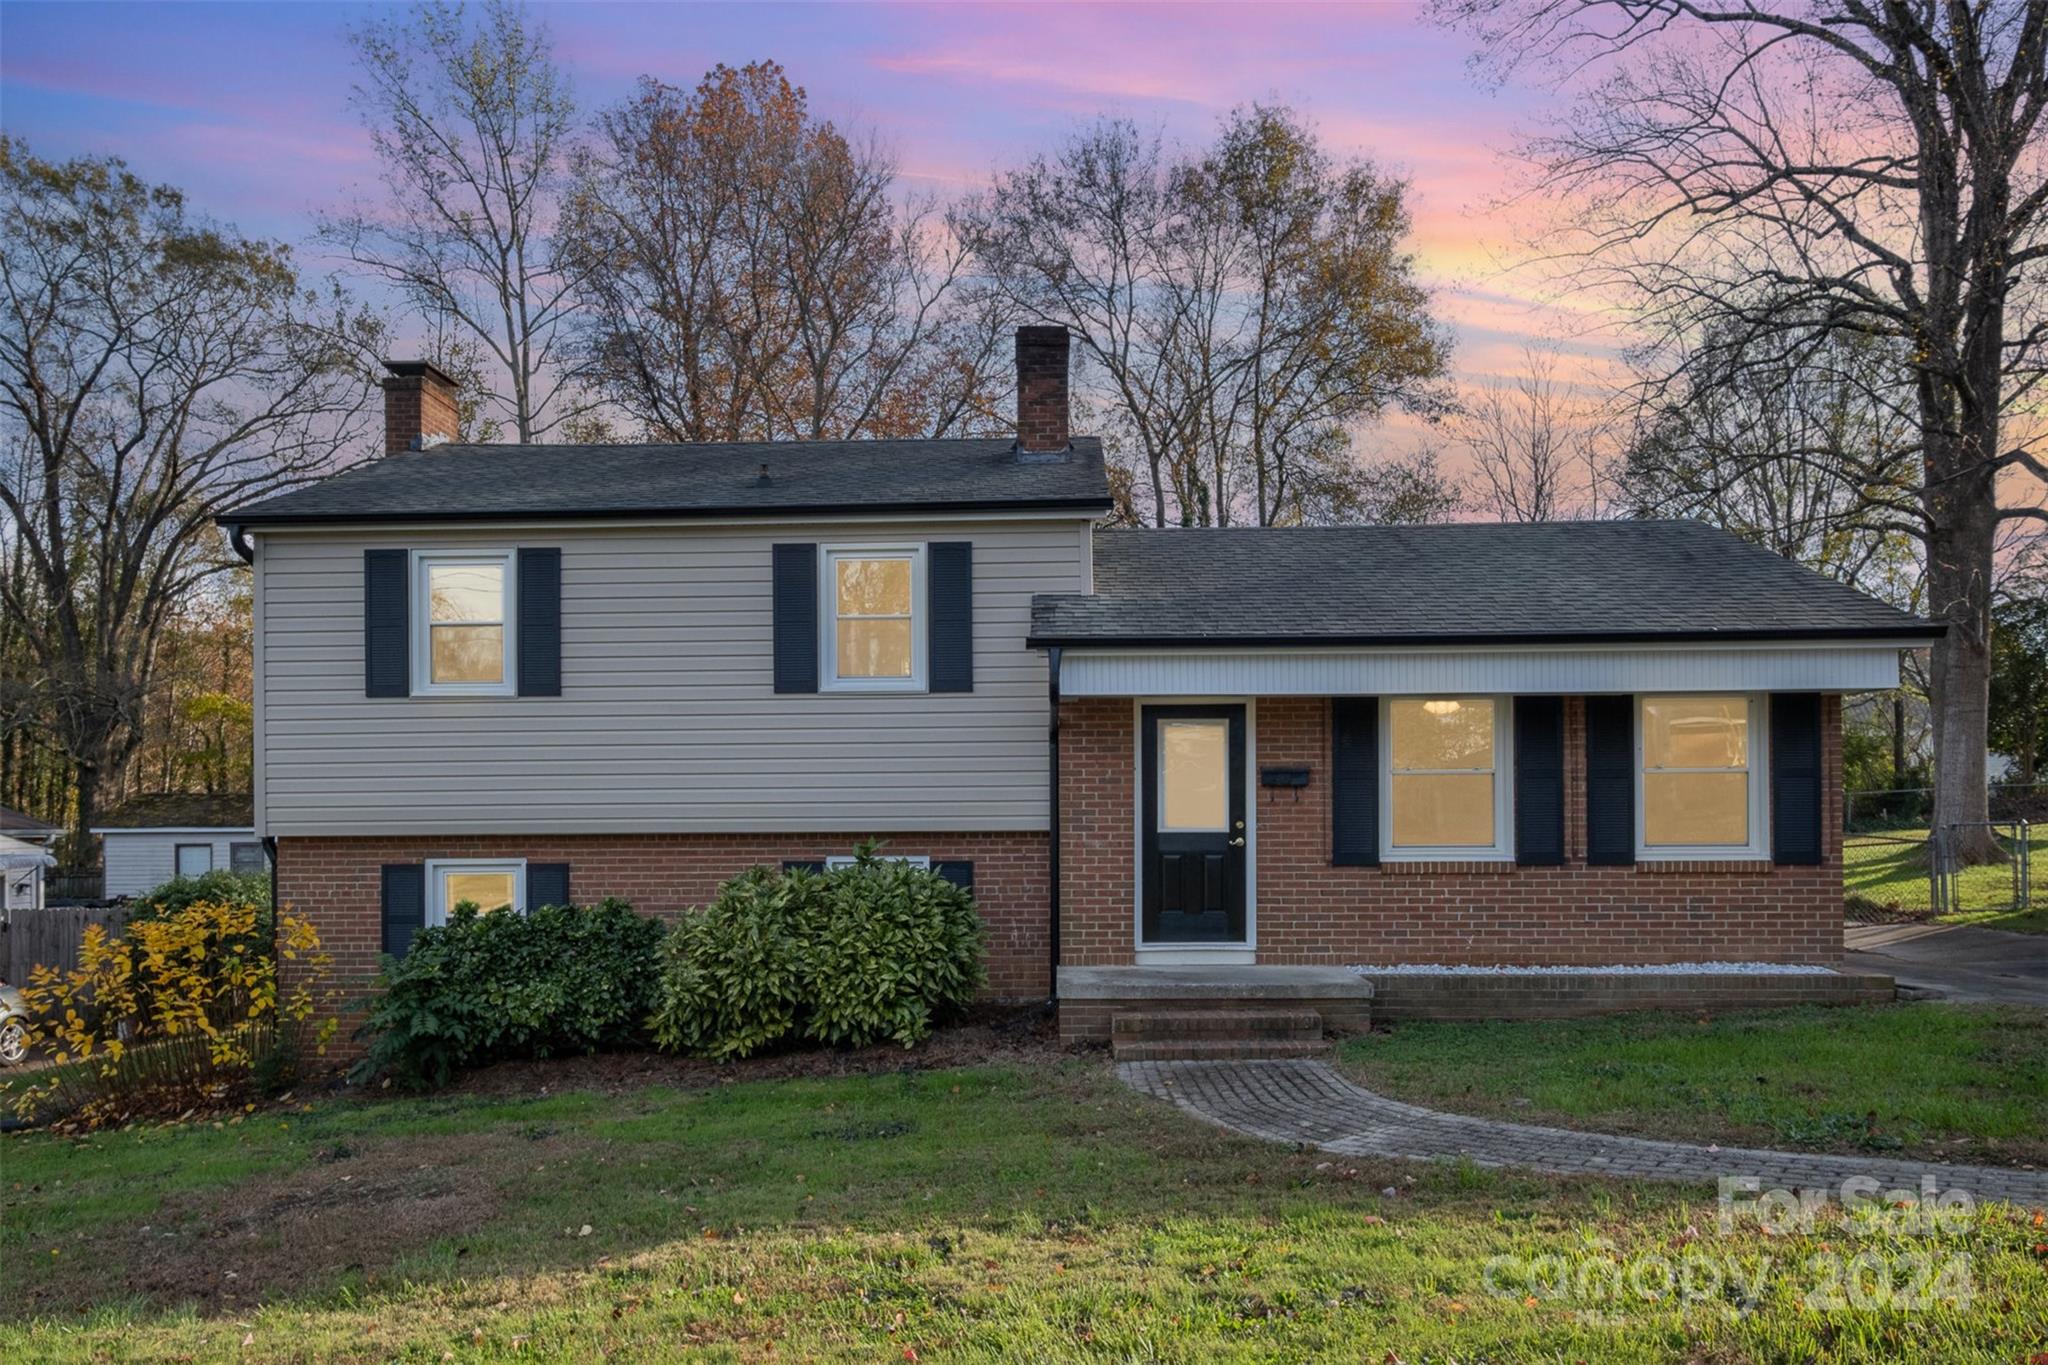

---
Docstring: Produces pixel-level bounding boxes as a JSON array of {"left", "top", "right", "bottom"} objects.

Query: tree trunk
[
  {"left": 70, "top": 756, "right": 98, "bottom": 872},
  {"left": 1891, "top": 694, "right": 1906, "bottom": 787},
  {"left": 1921, "top": 413, "right": 2002, "bottom": 863}
]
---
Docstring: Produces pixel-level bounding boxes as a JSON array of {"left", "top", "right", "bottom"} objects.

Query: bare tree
[
  {"left": 1455, "top": 347, "right": 1613, "bottom": 521},
  {"left": 322, "top": 0, "right": 579, "bottom": 442},
  {"left": 1621, "top": 321, "right": 1924, "bottom": 591},
  {"left": 959, "top": 107, "right": 1453, "bottom": 527},
  {"left": 1434, "top": 0, "right": 2048, "bottom": 859},
  {"left": 565, "top": 62, "right": 1007, "bottom": 442},
  {"left": 0, "top": 141, "right": 377, "bottom": 854}
]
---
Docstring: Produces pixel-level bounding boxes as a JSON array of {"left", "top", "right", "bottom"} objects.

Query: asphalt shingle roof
[
  {"left": 93, "top": 793, "right": 255, "bottom": 830},
  {"left": 1031, "top": 521, "right": 1942, "bottom": 646},
  {"left": 225, "top": 438, "right": 1112, "bottom": 525}
]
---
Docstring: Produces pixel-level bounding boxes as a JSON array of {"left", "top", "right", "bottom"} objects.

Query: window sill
[
  {"left": 1378, "top": 859, "right": 1518, "bottom": 875},
  {"left": 1634, "top": 858, "right": 1776, "bottom": 874}
]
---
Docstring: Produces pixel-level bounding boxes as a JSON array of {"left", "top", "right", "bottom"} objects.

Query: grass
[
  {"left": 1336, "top": 1003, "right": 2048, "bottom": 1166},
  {"left": 1844, "top": 824, "right": 2047, "bottom": 933},
  {"left": 2, "top": 1053, "right": 2045, "bottom": 1363}
]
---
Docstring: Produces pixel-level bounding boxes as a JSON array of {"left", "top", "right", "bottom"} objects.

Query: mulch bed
[{"left": 443, "top": 1003, "right": 1082, "bottom": 1100}]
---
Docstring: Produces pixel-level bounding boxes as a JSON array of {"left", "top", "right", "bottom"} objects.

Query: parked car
[{"left": 0, "top": 982, "right": 28, "bottom": 1064}]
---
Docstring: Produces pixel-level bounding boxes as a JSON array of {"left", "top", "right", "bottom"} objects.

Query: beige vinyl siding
[{"left": 254, "top": 518, "right": 1085, "bottom": 836}]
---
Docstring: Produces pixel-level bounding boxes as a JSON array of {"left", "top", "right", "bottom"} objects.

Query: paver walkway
[{"left": 1120, "top": 1058, "right": 2048, "bottom": 1205}]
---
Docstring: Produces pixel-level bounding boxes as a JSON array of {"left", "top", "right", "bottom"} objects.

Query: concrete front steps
[
  {"left": 1109, "top": 1008, "right": 1330, "bottom": 1061},
  {"left": 1057, "top": 965, "right": 1373, "bottom": 1045}
]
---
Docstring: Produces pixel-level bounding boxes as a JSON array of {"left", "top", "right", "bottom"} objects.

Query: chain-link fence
[
  {"left": 1843, "top": 806, "right": 2038, "bottom": 925},
  {"left": 1844, "top": 782, "right": 2045, "bottom": 831}
]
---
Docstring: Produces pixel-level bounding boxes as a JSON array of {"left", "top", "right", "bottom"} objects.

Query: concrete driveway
[{"left": 1845, "top": 921, "right": 2047, "bottom": 1005}]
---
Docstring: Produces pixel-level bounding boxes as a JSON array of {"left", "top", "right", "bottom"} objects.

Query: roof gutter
[
  {"left": 216, "top": 496, "right": 1116, "bottom": 531},
  {"left": 1026, "top": 625, "right": 1949, "bottom": 650},
  {"left": 225, "top": 523, "right": 254, "bottom": 564}
]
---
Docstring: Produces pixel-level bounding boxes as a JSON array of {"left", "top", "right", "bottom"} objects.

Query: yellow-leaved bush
[{"left": 13, "top": 899, "right": 336, "bottom": 1127}]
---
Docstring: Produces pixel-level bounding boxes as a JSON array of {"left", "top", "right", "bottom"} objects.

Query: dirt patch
[
  {"left": 20, "top": 1128, "right": 591, "bottom": 1316},
  {"left": 446, "top": 1005, "right": 1077, "bottom": 1100}
]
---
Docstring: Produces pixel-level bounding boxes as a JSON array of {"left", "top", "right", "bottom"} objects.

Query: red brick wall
[
  {"left": 1058, "top": 694, "right": 1844, "bottom": 969},
  {"left": 280, "top": 831, "right": 1051, "bottom": 1004}
]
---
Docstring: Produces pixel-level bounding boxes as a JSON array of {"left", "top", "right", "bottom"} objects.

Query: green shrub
[
  {"left": 648, "top": 867, "right": 809, "bottom": 1061},
  {"left": 800, "top": 857, "right": 985, "bottom": 1049},
  {"left": 651, "top": 852, "right": 986, "bottom": 1060},
  {"left": 353, "top": 899, "right": 665, "bottom": 1088},
  {"left": 128, "top": 868, "right": 271, "bottom": 923}
]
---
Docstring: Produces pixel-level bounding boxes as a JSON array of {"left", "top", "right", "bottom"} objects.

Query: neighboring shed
[{"left": 92, "top": 794, "right": 265, "bottom": 898}]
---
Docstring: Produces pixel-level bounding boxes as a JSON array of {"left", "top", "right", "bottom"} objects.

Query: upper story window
[
  {"left": 1381, "top": 696, "right": 1514, "bottom": 860},
  {"left": 821, "top": 545, "right": 926, "bottom": 691},
  {"left": 1638, "top": 694, "right": 1767, "bottom": 858},
  {"left": 412, "top": 550, "right": 515, "bottom": 696}
]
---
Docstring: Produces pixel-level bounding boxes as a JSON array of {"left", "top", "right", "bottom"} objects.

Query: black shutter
[
  {"left": 1585, "top": 695, "right": 1636, "bottom": 866},
  {"left": 380, "top": 863, "right": 426, "bottom": 958},
  {"left": 928, "top": 542, "right": 974, "bottom": 693},
  {"left": 1331, "top": 697, "right": 1380, "bottom": 867},
  {"left": 517, "top": 548, "right": 562, "bottom": 697},
  {"left": 772, "top": 543, "right": 818, "bottom": 694},
  {"left": 780, "top": 859, "right": 828, "bottom": 874},
  {"left": 527, "top": 862, "right": 571, "bottom": 908},
  {"left": 364, "top": 549, "right": 409, "bottom": 698},
  {"left": 934, "top": 860, "right": 975, "bottom": 891},
  {"left": 1770, "top": 693, "right": 1824, "bottom": 865},
  {"left": 1514, "top": 695, "right": 1565, "bottom": 866}
]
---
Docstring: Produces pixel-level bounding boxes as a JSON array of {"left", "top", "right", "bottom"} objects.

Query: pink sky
[{"left": 0, "top": 2, "right": 1621, "bottom": 421}]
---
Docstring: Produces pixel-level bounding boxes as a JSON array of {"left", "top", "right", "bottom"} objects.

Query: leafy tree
[
  {"left": 565, "top": 61, "right": 1006, "bottom": 442},
  {"left": 0, "top": 141, "right": 376, "bottom": 855},
  {"left": 958, "top": 106, "right": 1453, "bottom": 527}
]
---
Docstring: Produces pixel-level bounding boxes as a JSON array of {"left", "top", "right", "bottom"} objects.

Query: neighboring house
[
  {"left": 93, "top": 794, "right": 266, "bottom": 898},
  {"left": 221, "top": 328, "right": 1942, "bottom": 1033},
  {"left": 0, "top": 809, "right": 61, "bottom": 913}
]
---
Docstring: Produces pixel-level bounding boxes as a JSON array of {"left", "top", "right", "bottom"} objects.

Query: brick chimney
[
  {"left": 380, "top": 359, "right": 460, "bottom": 455},
  {"left": 1015, "top": 325, "right": 1070, "bottom": 457}
]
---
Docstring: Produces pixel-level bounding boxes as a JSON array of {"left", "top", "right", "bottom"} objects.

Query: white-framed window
[
  {"left": 1636, "top": 693, "right": 1769, "bottom": 859},
  {"left": 411, "top": 550, "right": 516, "bottom": 695},
  {"left": 424, "top": 857, "right": 527, "bottom": 927},
  {"left": 819, "top": 544, "right": 926, "bottom": 692},
  {"left": 1380, "top": 696, "right": 1514, "bottom": 860},
  {"left": 824, "top": 854, "right": 932, "bottom": 870},
  {"left": 174, "top": 843, "right": 215, "bottom": 878}
]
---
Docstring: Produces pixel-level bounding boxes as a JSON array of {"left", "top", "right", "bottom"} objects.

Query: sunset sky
[{"left": 0, "top": 2, "right": 1618, "bottom": 431}]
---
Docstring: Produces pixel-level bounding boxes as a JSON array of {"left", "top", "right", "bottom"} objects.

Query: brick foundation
[
  {"left": 1058, "top": 695, "right": 1845, "bottom": 970},
  {"left": 278, "top": 832, "right": 1052, "bottom": 1010}
]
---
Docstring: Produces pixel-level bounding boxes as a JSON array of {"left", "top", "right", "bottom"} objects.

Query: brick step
[
  {"left": 1111, "top": 1009, "right": 1323, "bottom": 1041},
  {"left": 1111, "top": 1037, "right": 1333, "bottom": 1062}
]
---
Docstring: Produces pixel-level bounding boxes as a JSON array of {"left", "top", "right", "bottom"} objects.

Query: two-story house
[{"left": 224, "top": 327, "right": 1940, "bottom": 1039}]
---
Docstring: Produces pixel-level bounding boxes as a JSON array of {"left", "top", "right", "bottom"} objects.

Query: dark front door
[{"left": 1141, "top": 704, "right": 1248, "bottom": 945}]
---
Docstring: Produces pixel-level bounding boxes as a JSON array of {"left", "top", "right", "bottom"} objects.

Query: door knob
[{"left": 1228, "top": 836, "right": 1246, "bottom": 847}]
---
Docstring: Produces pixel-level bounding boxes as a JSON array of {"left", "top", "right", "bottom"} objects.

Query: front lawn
[
  {"left": 3, "top": 1050, "right": 2045, "bottom": 1362},
  {"left": 1845, "top": 824, "right": 2048, "bottom": 934},
  {"left": 1337, "top": 1003, "right": 2048, "bottom": 1166}
]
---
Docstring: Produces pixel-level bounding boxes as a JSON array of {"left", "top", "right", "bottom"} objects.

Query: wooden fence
[{"left": 2, "top": 905, "right": 130, "bottom": 985}]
